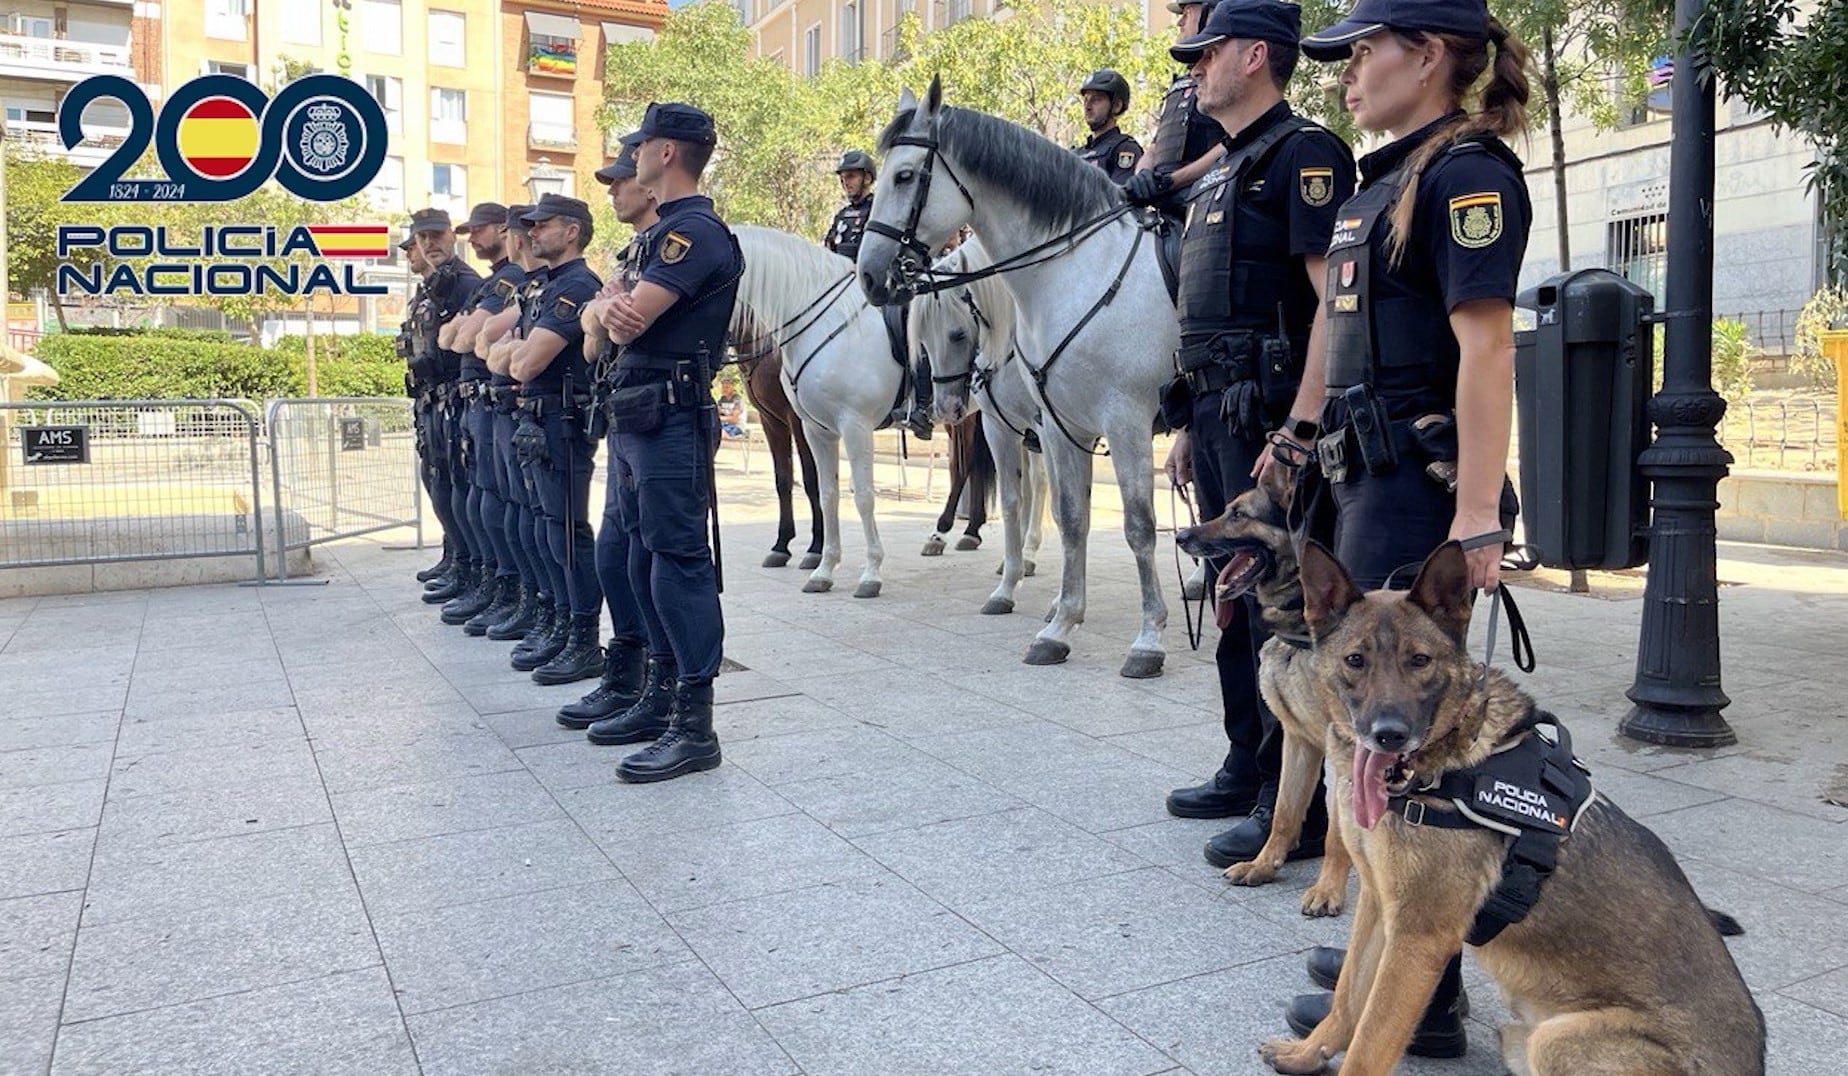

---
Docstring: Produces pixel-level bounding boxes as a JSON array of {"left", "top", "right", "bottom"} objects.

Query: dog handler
[{"left": 1280, "top": 0, "right": 1534, "bottom": 1057}]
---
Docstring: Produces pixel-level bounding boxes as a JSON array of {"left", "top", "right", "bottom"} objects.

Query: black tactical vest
[
  {"left": 1176, "top": 117, "right": 1321, "bottom": 375},
  {"left": 628, "top": 207, "right": 744, "bottom": 375},
  {"left": 827, "top": 197, "right": 873, "bottom": 262},
  {"left": 1145, "top": 76, "right": 1196, "bottom": 171}
]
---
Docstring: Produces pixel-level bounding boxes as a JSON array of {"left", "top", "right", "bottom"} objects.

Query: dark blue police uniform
[
  {"left": 825, "top": 193, "right": 873, "bottom": 262},
  {"left": 415, "top": 233, "right": 484, "bottom": 612},
  {"left": 1075, "top": 127, "right": 1143, "bottom": 184}
]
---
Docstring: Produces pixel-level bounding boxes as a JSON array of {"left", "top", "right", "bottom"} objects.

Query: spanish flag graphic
[
  {"left": 176, "top": 97, "right": 260, "bottom": 179},
  {"left": 306, "top": 225, "right": 391, "bottom": 258}
]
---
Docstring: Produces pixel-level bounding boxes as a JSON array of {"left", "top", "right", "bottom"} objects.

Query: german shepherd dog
[
  {"left": 1176, "top": 464, "right": 1351, "bottom": 916},
  {"left": 1257, "top": 541, "right": 1765, "bottom": 1076}
]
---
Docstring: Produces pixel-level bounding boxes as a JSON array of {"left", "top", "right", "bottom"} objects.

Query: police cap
[
  {"left": 521, "top": 193, "right": 593, "bottom": 228},
  {"left": 1078, "top": 69, "right": 1131, "bottom": 110},
  {"left": 504, "top": 204, "right": 535, "bottom": 235},
  {"left": 455, "top": 202, "right": 509, "bottom": 234},
  {"left": 595, "top": 132, "right": 645, "bottom": 184},
  {"left": 397, "top": 233, "right": 417, "bottom": 251},
  {"left": 1302, "top": 0, "right": 1490, "bottom": 60},
  {"left": 636, "top": 102, "right": 717, "bottom": 147},
  {"left": 409, "top": 208, "right": 452, "bottom": 235},
  {"left": 1172, "top": 0, "right": 1301, "bottom": 62},
  {"left": 1165, "top": 0, "right": 1209, "bottom": 13},
  {"left": 834, "top": 149, "right": 876, "bottom": 178}
]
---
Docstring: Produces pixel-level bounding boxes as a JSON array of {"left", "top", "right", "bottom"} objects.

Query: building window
[
  {"left": 430, "top": 88, "right": 466, "bottom": 144},
  {"left": 839, "top": 3, "right": 861, "bottom": 61},
  {"left": 525, "top": 11, "right": 580, "bottom": 76},
  {"left": 945, "top": 0, "right": 970, "bottom": 24},
  {"left": 280, "top": 4, "right": 320, "bottom": 45},
  {"left": 528, "top": 92, "right": 575, "bottom": 149},
  {"left": 206, "top": 0, "right": 248, "bottom": 40},
  {"left": 431, "top": 162, "right": 467, "bottom": 214},
  {"left": 428, "top": 11, "right": 465, "bottom": 67},
  {"left": 1608, "top": 212, "right": 1669, "bottom": 301},
  {"left": 372, "top": 155, "right": 404, "bottom": 212},
  {"left": 365, "top": 74, "right": 403, "bottom": 134},
  {"left": 207, "top": 60, "right": 253, "bottom": 80},
  {"left": 362, "top": 0, "right": 402, "bottom": 55},
  {"left": 7, "top": 13, "right": 52, "bottom": 36},
  {"left": 803, "top": 24, "right": 821, "bottom": 76}
]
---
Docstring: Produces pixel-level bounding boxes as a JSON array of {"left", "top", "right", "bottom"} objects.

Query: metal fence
[
  {"left": 0, "top": 396, "right": 422, "bottom": 582},
  {"left": 265, "top": 398, "right": 422, "bottom": 578},
  {"left": 1721, "top": 398, "right": 1840, "bottom": 472},
  {"left": 0, "top": 399, "right": 268, "bottom": 572}
]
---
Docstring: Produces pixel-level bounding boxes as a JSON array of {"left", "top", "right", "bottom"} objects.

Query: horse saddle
[{"left": 881, "top": 303, "right": 909, "bottom": 368}]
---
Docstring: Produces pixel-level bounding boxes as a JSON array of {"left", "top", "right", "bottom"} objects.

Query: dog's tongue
[
  {"left": 1213, "top": 553, "right": 1257, "bottom": 630},
  {"left": 1352, "top": 745, "right": 1394, "bottom": 830}
]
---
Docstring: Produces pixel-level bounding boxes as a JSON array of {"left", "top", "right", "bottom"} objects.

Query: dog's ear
[
  {"left": 1406, "top": 541, "right": 1473, "bottom": 647},
  {"left": 1301, "top": 540, "right": 1362, "bottom": 637},
  {"left": 1259, "top": 456, "right": 1295, "bottom": 511}
]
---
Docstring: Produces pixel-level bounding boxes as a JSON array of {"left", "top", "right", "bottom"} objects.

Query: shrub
[
  {"left": 1651, "top": 317, "right": 1756, "bottom": 403},
  {"left": 28, "top": 331, "right": 409, "bottom": 401},
  {"left": 1793, "top": 285, "right": 1848, "bottom": 389}
]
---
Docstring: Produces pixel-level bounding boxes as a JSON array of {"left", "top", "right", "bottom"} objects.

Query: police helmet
[
  {"left": 834, "top": 149, "right": 877, "bottom": 180},
  {"left": 1079, "top": 70, "right": 1132, "bottom": 113}
]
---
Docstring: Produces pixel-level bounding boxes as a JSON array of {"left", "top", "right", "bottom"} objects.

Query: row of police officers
[{"left": 403, "top": 103, "right": 743, "bottom": 785}]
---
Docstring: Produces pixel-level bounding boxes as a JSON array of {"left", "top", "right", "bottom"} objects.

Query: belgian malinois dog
[
  {"left": 1176, "top": 463, "right": 1350, "bottom": 916},
  {"left": 1258, "top": 541, "right": 1764, "bottom": 1076}
]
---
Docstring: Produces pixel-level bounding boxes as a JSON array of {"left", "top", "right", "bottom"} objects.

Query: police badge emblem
[
  {"left": 295, "top": 102, "right": 354, "bottom": 177},
  {"left": 1117, "top": 150, "right": 1136, "bottom": 170},
  {"left": 660, "top": 230, "right": 693, "bottom": 265},
  {"left": 1339, "top": 260, "right": 1356, "bottom": 287},
  {"left": 1299, "top": 167, "right": 1334, "bottom": 207},
  {"left": 1448, "top": 192, "right": 1504, "bottom": 249}
]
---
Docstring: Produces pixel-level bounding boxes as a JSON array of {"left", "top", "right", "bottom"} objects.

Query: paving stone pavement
[{"left": 1, "top": 465, "right": 1844, "bottom": 1075}]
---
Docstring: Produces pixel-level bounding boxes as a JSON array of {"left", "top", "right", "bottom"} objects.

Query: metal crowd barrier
[{"left": 0, "top": 397, "right": 423, "bottom": 584}]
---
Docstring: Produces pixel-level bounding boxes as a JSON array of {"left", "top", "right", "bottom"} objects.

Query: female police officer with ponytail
[{"left": 1268, "top": 0, "right": 1534, "bottom": 1058}]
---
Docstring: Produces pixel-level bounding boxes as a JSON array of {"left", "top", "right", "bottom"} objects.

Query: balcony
[
  {"left": 526, "top": 122, "right": 577, "bottom": 151},
  {"left": 5, "top": 116, "right": 131, "bottom": 167},
  {"left": 0, "top": 32, "right": 132, "bottom": 81}
]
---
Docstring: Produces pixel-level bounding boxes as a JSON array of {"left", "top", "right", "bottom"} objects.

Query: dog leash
[{"left": 1169, "top": 481, "right": 1207, "bottom": 651}]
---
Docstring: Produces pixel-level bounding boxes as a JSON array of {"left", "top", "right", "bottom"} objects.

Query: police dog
[
  {"left": 1257, "top": 541, "right": 1764, "bottom": 1076},
  {"left": 1176, "top": 463, "right": 1351, "bottom": 916}
]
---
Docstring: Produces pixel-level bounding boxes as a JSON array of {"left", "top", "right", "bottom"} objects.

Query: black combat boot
[
  {"left": 416, "top": 540, "right": 455, "bottom": 583},
  {"left": 532, "top": 614, "right": 606, "bottom": 685},
  {"left": 464, "top": 576, "right": 520, "bottom": 637},
  {"left": 617, "top": 679, "right": 721, "bottom": 783},
  {"left": 510, "top": 601, "right": 557, "bottom": 670},
  {"left": 513, "top": 608, "right": 570, "bottom": 670},
  {"left": 556, "top": 643, "right": 647, "bottom": 729},
  {"left": 1285, "top": 954, "right": 1470, "bottom": 1059},
  {"left": 1166, "top": 753, "right": 1262, "bottom": 819},
  {"left": 585, "top": 657, "right": 676, "bottom": 746},
  {"left": 487, "top": 584, "right": 540, "bottom": 641},
  {"left": 441, "top": 564, "right": 497, "bottom": 624},
  {"left": 1203, "top": 793, "right": 1328, "bottom": 869},
  {"left": 422, "top": 560, "right": 467, "bottom": 603}
]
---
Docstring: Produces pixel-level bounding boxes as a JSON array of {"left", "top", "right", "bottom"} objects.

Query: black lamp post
[{"left": 1622, "top": 0, "right": 1737, "bottom": 747}]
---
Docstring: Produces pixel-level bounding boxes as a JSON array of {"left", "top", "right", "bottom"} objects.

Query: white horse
[
  {"left": 909, "top": 237, "right": 1050, "bottom": 617},
  {"left": 733, "top": 225, "right": 905, "bottom": 599},
  {"left": 859, "top": 81, "right": 1177, "bottom": 678}
]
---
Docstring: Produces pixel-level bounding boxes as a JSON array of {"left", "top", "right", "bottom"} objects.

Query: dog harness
[{"left": 1386, "top": 710, "right": 1595, "bottom": 945}]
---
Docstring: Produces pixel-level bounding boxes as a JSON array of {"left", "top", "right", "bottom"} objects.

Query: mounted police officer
[
  {"left": 593, "top": 102, "right": 742, "bottom": 783},
  {"left": 437, "top": 203, "right": 528, "bottom": 635},
  {"left": 1073, "top": 69, "right": 1143, "bottom": 184},
  {"left": 559, "top": 133, "right": 660, "bottom": 735},
  {"left": 1159, "top": 0, "right": 1357, "bottom": 874},
  {"left": 507, "top": 194, "right": 606, "bottom": 685},
  {"left": 826, "top": 149, "right": 877, "bottom": 261},
  {"left": 1125, "top": 0, "right": 1230, "bottom": 212},
  {"left": 407, "top": 209, "right": 485, "bottom": 610}
]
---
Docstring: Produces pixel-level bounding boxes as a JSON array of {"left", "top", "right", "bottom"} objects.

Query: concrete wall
[{"left": 1717, "top": 469, "right": 1848, "bottom": 552}]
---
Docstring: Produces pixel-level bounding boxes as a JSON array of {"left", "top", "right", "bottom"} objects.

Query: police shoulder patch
[
  {"left": 1448, "top": 191, "right": 1504, "bottom": 249},
  {"left": 1299, "top": 167, "right": 1334, "bottom": 208},
  {"left": 552, "top": 295, "right": 579, "bottom": 319},
  {"left": 494, "top": 278, "right": 517, "bottom": 299},
  {"left": 660, "top": 230, "right": 693, "bottom": 265},
  {"left": 1117, "top": 150, "right": 1136, "bottom": 170}
]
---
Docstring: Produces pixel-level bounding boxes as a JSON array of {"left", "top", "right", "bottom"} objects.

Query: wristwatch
[{"left": 1286, "top": 416, "right": 1319, "bottom": 441}]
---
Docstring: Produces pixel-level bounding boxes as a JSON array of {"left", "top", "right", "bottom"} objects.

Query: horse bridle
[{"left": 863, "top": 115, "right": 975, "bottom": 297}]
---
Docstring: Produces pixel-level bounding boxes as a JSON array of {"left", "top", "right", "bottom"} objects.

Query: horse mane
[
  {"left": 731, "top": 224, "right": 860, "bottom": 330},
  {"left": 878, "top": 105, "right": 1121, "bottom": 234}
]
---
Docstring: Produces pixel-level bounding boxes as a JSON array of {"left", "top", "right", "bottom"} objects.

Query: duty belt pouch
[
  {"left": 1159, "top": 374, "right": 1192, "bottom": 432},
  {"left": 606, "top": 383, "right": 669, "bottom": 435},
  {"left": 1342, "top": 384, "right": 1397, "bottom": 476},
  {"left": 1257, "top": 336, "right": 1296, "bottom": 414},
  {"left": 1411, "top": 412, "right": 1460, "bottom": 493},
  {"left": 1316, "top": 429, "right": 1348, "bottom": 484}
]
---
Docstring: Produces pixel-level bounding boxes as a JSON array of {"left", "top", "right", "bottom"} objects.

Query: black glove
[
  {"left": 1220, "top": 380, "right": 1263, "bottom": 439},
  {"left": 514, "top": 416, "right": 547, "bottom": 463},
  {"left": 1124, "top": 164, "right": 1176, "bottom": 207}
]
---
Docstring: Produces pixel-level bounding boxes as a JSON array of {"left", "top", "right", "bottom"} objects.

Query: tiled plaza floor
[{"left": 2, "top": 462, "right": 1844, "bottom": 1074}]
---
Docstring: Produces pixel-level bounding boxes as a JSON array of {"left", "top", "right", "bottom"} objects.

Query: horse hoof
[
  {"left": 955, "top": 534, "right": 982, "bottom": 551},
  {"left": 921, "top": 536, "right": 946, "bottom": 557},
  {"left": 762, "top": 551, "right": 792, "bottom": 569},
  {"left": 853, "top": 580, "right": 882, "bottom": 599},
  {"left": 802, "top": 578, "right": 834, "bottom": 594},
  {"left": 1024, "top": 560, "right": 1037, "bottom": 578},
  {"left": 980, "top": 596, "right": 1015, "bottom": 616},
  {"left": 1023, "top": 639, "right": 1070, "bottom": 666},
  {"left": 799, "top": 553, "right": 823, "bottom": 570},
  {"left": 1119, "top": 651, "right": 1165, "bottom": 679}
]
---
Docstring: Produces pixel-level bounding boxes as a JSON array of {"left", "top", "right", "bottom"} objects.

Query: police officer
[
  {"left": 508, "top": 194, "right": 606, "bottom": 685},
  {"left": 1073, "top": 70, "right": 1143, "bottom": 183},
  {"left": 439, "top": 203, "right": 528, "bottom": 634},
  {"left": 401, "top": 235, "right": 454, "bottom": 588},
  {"left": 558, "top": 134, "right": 660, "bottom": 733},
  {"left": 407, "top": 209, "right": 485, "bottom": 609},
  {"left": 1280, "top": 0, "right": 1536, "bottom": 1056},
  {"left": 1159, "top": 0, "right": 1357, "bottom": 874},
  {"left": 825, "top": 150, "right": 877, "bottom": 261},
  {"left": 1125, "top": 0, "right": 1230, "bottom": 211},
  {"left": 478, "top": 207, "right": 555, "bottom": 647},
  {"left": 593, "top": 102, "right": 742, "bottom": 783}
]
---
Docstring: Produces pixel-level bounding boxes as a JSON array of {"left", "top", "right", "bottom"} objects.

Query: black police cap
[
  {"left": 637, "top": 102, "right": 717, "bottom": 147},
  {"left": 595, "top": 132, "right": 645, "bottom": 184},
  {"left": 504, "top": 204, "right": 535, "bottom": 233},
  {"left": 409, "top": 208, "right": 452, "bottom": 235},
  {"left": 1172, "top": 0, "right": 1302, "bottom": 62},
  {"left": 520, "top": 193, "right": 593, "bottom": 228},
  {"left": 455, "top": 202, "right": 509, "bottom": 234},
  {"left": 1302, "top": 0, "right": 1490, "bottom": 60}
]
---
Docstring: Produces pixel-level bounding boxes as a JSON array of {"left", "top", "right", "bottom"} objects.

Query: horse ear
[
  {"left": 897, "top": 86, "right": 918, "bottom": 115},
  {"left": 925, "top": 75, "right": 943, "bottom": 114}
]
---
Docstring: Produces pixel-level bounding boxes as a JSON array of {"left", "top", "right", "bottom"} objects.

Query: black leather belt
[
  {"left": 516, "top": 393, "right": 594, "bottom": 418},
  {"left": 1185, "top": 364, "right": 1239, "bottom": 397}
]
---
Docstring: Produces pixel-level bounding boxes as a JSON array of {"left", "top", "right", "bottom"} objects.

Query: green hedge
[{"left": 29, "top": 332, "right": 407, "bottom": 401}]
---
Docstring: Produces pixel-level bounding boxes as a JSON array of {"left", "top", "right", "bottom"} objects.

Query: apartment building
[
  {"left": 743, "top": 0, "right": 1170, "bottom": 72},
  {"left": 0, "top": 0, "right": 149, "bottom": 167}
]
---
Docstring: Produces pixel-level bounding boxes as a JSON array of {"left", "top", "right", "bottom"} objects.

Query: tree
[{"left": 2, "top": 145, "right": 125, "bottom": 330}]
